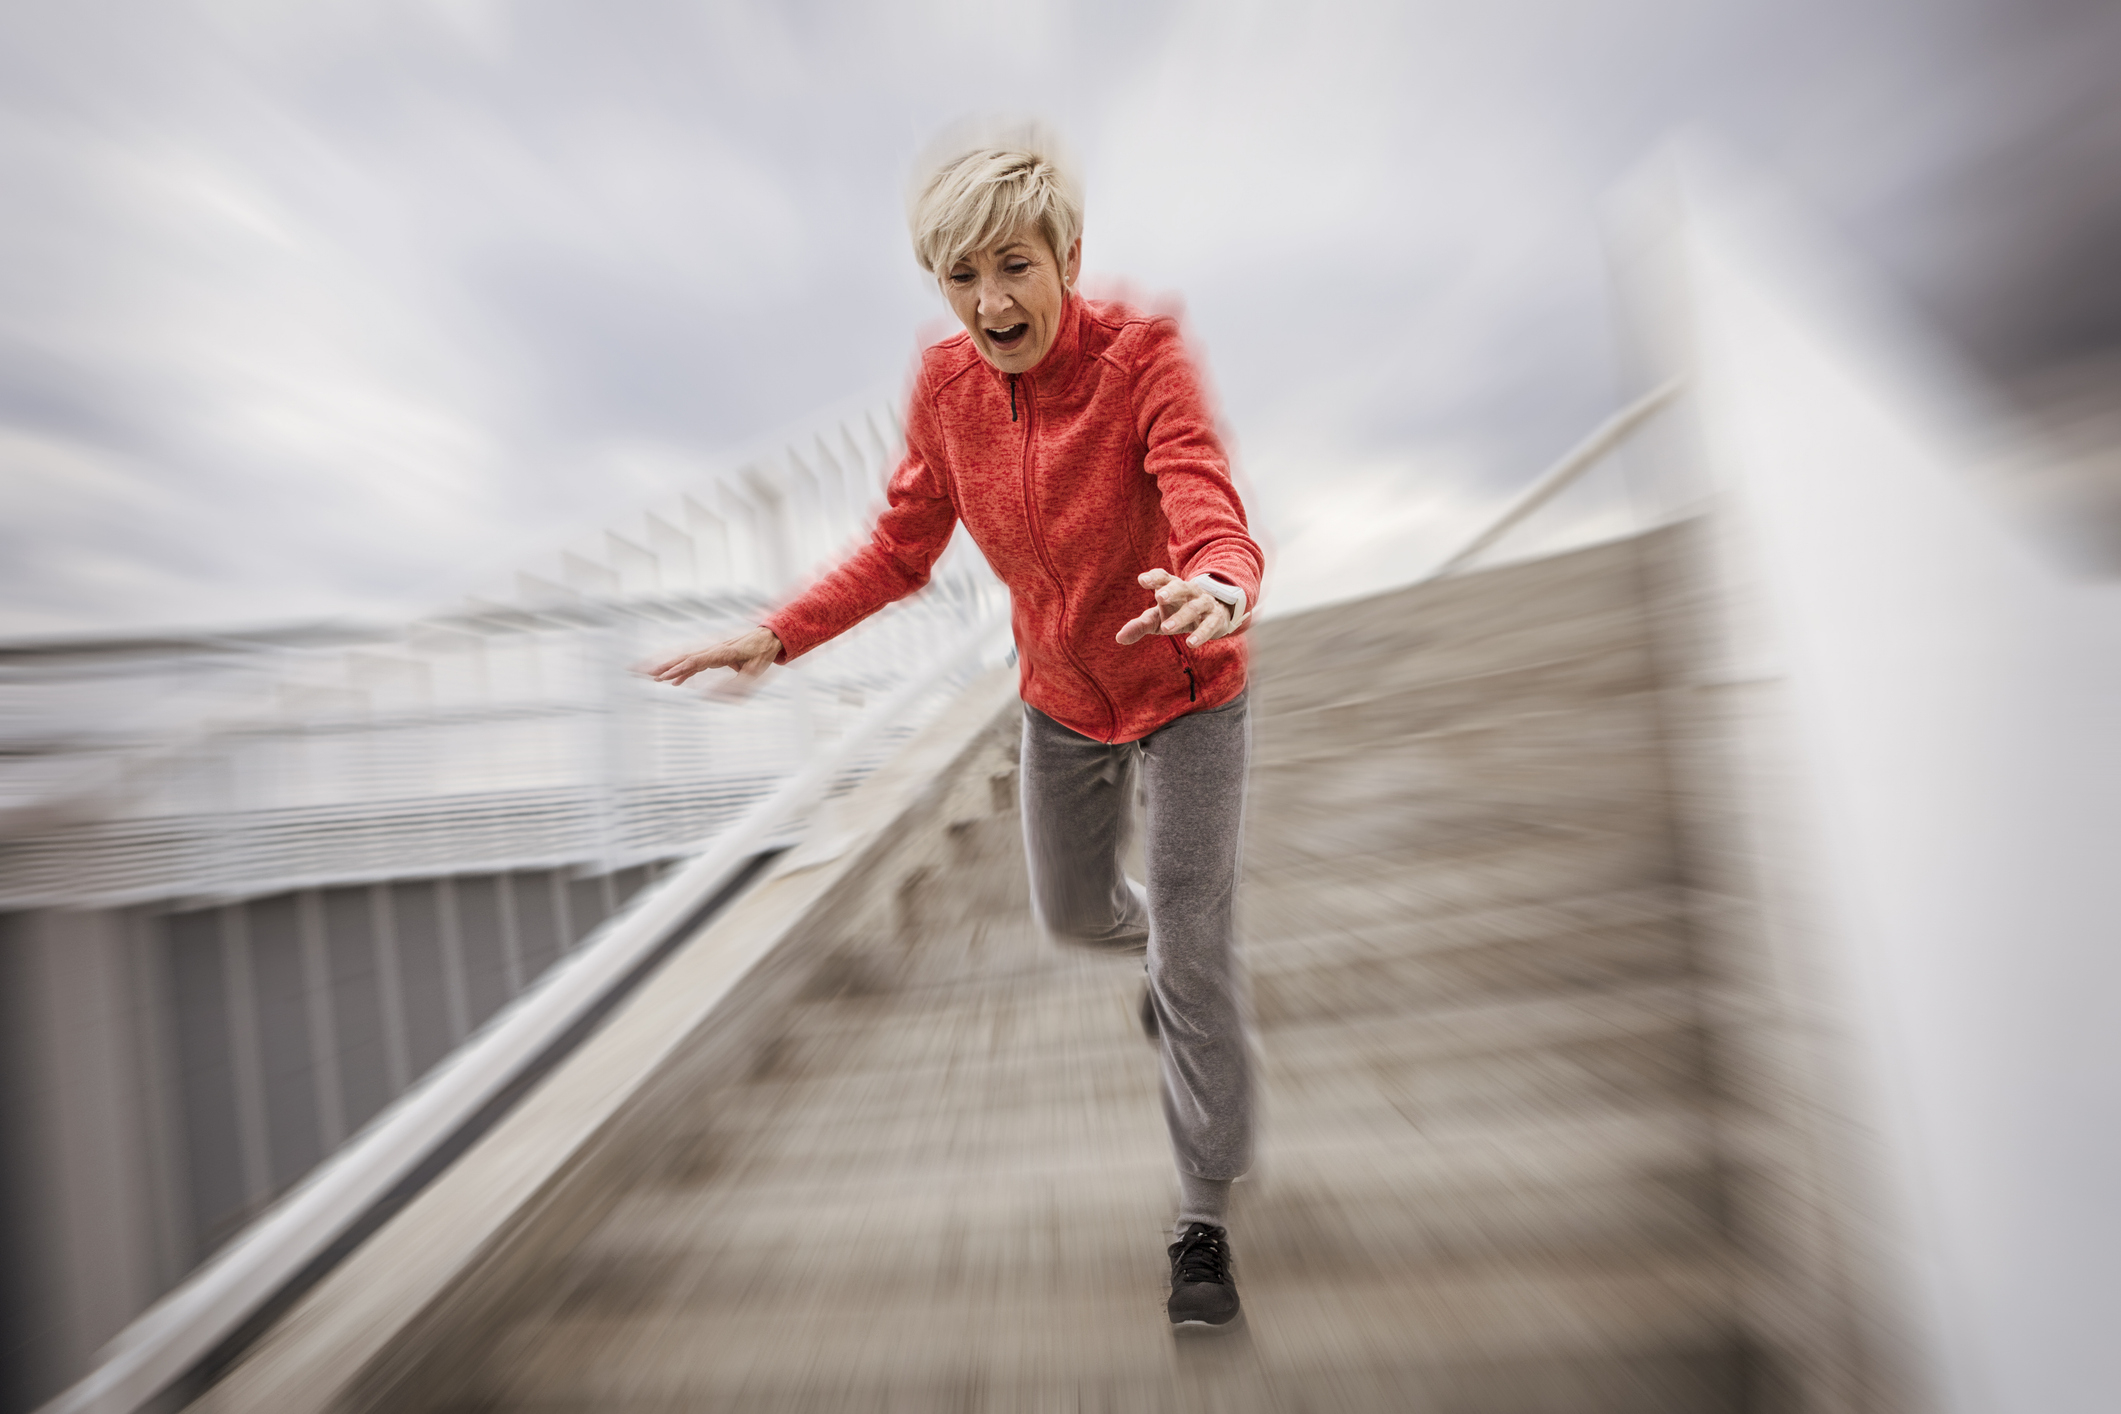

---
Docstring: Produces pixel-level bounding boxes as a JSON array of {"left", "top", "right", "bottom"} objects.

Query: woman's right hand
[{"left": 640, "top": 626, "right": 782, "bottom": 692}]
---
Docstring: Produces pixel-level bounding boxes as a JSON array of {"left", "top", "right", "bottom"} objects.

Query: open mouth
[{"left": 985, "top": 323, "right": 1030, "bottom": 351}]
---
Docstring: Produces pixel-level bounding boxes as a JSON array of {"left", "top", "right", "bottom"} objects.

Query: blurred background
[
  {"left": 4, "top": 0, "right": 2118, "bottom": 634},
  {"left": 2, "top": 2, "right": 2116, "bottom": 1413}
]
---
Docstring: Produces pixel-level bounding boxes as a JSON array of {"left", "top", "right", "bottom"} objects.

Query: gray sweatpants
[{"left": 1019, "top": 691, "right": 1253, "bottom": 1184}]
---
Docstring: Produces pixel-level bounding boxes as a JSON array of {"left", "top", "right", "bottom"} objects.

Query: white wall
[{"left": 1629, "top": 154, "right": 2121, "bottom": 1414}]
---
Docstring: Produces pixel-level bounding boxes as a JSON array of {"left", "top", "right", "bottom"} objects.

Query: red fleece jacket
[{"left": 764, "top": 295, "right": 1263, "bottom": 744}]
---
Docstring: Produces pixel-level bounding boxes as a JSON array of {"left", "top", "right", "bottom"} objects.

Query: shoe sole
[{"left": 1169, "top": 1309, "right": 1244, "bottom": 1332}]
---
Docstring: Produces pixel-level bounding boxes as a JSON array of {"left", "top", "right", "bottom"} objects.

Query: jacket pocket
[{"left": 1164, "top": 637, "right": 1198, "bottom": 702}]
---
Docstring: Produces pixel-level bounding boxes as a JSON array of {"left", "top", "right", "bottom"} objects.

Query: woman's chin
[{"left": 985, "top": 340, "right": 1044, "bottom": 373}]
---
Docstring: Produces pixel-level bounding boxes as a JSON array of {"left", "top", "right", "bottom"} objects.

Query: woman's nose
[{"left": 976, "top": 279, "right": 1015, "bottom": 320}]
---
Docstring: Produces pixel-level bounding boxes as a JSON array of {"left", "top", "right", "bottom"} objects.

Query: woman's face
[{"left": 942, "top": 224, "right": 1082, "bottom": 375}]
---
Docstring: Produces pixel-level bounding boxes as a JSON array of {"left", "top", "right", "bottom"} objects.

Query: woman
[{"left": 648, "top": 131, "right": 1261, "bottom": 1329}]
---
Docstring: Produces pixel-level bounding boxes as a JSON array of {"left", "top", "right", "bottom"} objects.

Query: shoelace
[{"left": 1169, "top": 1224, "right": 1231, "bottom": 1286}]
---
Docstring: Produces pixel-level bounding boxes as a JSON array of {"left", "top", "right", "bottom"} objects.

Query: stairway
[{"left": 359, "top": 530, "right": 1787, "bottom": 1412}]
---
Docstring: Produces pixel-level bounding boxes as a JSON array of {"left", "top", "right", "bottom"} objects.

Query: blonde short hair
[{"left": 907, "top": 120, "right": 1083, "bottom": 276}]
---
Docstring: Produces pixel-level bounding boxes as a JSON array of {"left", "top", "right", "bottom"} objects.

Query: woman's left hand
[{"left": 1115, "top": 569, "right": 1233, "bottom": 649}]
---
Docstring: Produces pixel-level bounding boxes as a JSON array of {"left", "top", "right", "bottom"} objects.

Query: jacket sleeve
[
  {"left": 763, "top": 377, "right": 959, "bottom": 662},
  {"left": 1130, "top": 319, "right": 1265, "bottom": 624}
]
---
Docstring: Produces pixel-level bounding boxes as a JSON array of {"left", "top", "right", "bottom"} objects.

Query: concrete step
[
  {"left": 624, "top": 1106, "right": 1717, "bottom": 1214},
  {"left": 764, "top": 878, "right": 1694, "bottom": 1032},
  {"left": 561, "top": 1146, "right": 1726, "bottom": 1314},
  {"left": 1241, "top": 828, "right": 1681, "bottom": 938},
  {"left": 462, "top": 1343, "right": 1756, "bottom": 1414},
  {"left": 467, "top": 1254, "right": 1739, "bottom": 1414},
  {"left": 1251, "top": 659, "right": 1666, "bottom": 778},
  {"left": 1246, "top": 537, "right": 1656, "bottom": 714},
  {"left": 703, "top": 975, "right": 1713, "bottom": 1136},
  {"left": 862, "top": 863, "right": 1696, "bottom": 1011},
  {"left": 624, "top": 1053, "right": 1713, "bottom": 1211}
]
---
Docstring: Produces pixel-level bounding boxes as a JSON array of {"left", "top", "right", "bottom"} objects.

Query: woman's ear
[{"left": 1064, "top": 237, "right": 1082, "bottom": 291}]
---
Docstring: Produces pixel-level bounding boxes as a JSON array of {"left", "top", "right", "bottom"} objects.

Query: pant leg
[
  {"left": 1018, "top": 703, "right": 1150, "bottom": 954},
  {"left": 1140, "top": 691, "right": 1254, "bottom": 1182}
]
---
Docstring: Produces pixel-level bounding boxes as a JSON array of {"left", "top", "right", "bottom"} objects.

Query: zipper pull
[
  {"left": 1166, "top": 636, "right": 1198, "bottom": 701},
  {"left": 1009, "top": 374, "right": 1018, "bottom": 422}
]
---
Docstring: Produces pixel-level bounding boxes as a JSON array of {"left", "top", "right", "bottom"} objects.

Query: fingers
[
  {"left": 1184, "top": 601, "right": 1231, "bottom": 648},
  {"left": 643, "top": 653, "right": 701, "bottom": 685},
  {"left": 1137, "top": 568, "right": 1176, "bottom": 591},
  {"left": 1159, "top": 594, "right": 1212, "bottom": 637},
  {"left": 1115, "top": 604, "right": 1162, "bottom": 645},
  {"left": 649, "top": 650, "right": 724, "bottom": 685}
]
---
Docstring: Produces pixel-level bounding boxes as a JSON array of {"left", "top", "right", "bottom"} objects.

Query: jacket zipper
[
  {"left": 1013, "top": 373, "right": 1122, "bottom": 739},
  {"left": 1167, "top": 637, "right": 1197, "bottom": 701}
]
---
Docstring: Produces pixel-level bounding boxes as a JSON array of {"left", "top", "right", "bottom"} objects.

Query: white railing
[
  {"left": 0, "top": 400, "right": 997, "bottom": 909},
  {"left": 1421, "top": 378, "right": 1682, "bottom": 582},
  {"left": 0, "top": 584, "right": 999, "bottom": 907}
]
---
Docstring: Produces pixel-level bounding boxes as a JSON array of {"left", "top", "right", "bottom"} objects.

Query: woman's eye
[{"left": 1005, "top": 262, "right": 1029, "bottom": 275}]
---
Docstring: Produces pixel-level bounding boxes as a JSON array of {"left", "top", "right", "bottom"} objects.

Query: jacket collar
[{"left": 984, "top": 293, "right": 1086, "bottom": 398}]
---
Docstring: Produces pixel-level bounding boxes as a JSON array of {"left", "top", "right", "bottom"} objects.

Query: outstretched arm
[
  {"left": 641, "top": 376, "right": 957, "bottom": 687},
  {"left": 761, "top": 382, "right": 959, "bottom": 662},
  {"left": 1128, "top": 319, "right": 1263, "bottom": 632}
]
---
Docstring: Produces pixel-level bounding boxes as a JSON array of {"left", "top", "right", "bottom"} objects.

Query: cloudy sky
[{"left": 2, "top": 0, "right": 2116, "bottom": 637}]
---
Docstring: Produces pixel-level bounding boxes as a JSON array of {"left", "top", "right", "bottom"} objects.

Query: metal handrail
[
  {"left": 40, "top": 608, "right": 1010, "bottom": 1414},
  {"left": 1422, "top": 378, "right": 1683, "bottom": 582}
]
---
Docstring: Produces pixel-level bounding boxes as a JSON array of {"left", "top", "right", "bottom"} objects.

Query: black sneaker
[
  {"left": 1166, "top": 1222, "right": 1241, "bottom": 1327},
  {"left": 1139, "top": 982, "right": 1159, "bottom": 1042}
]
